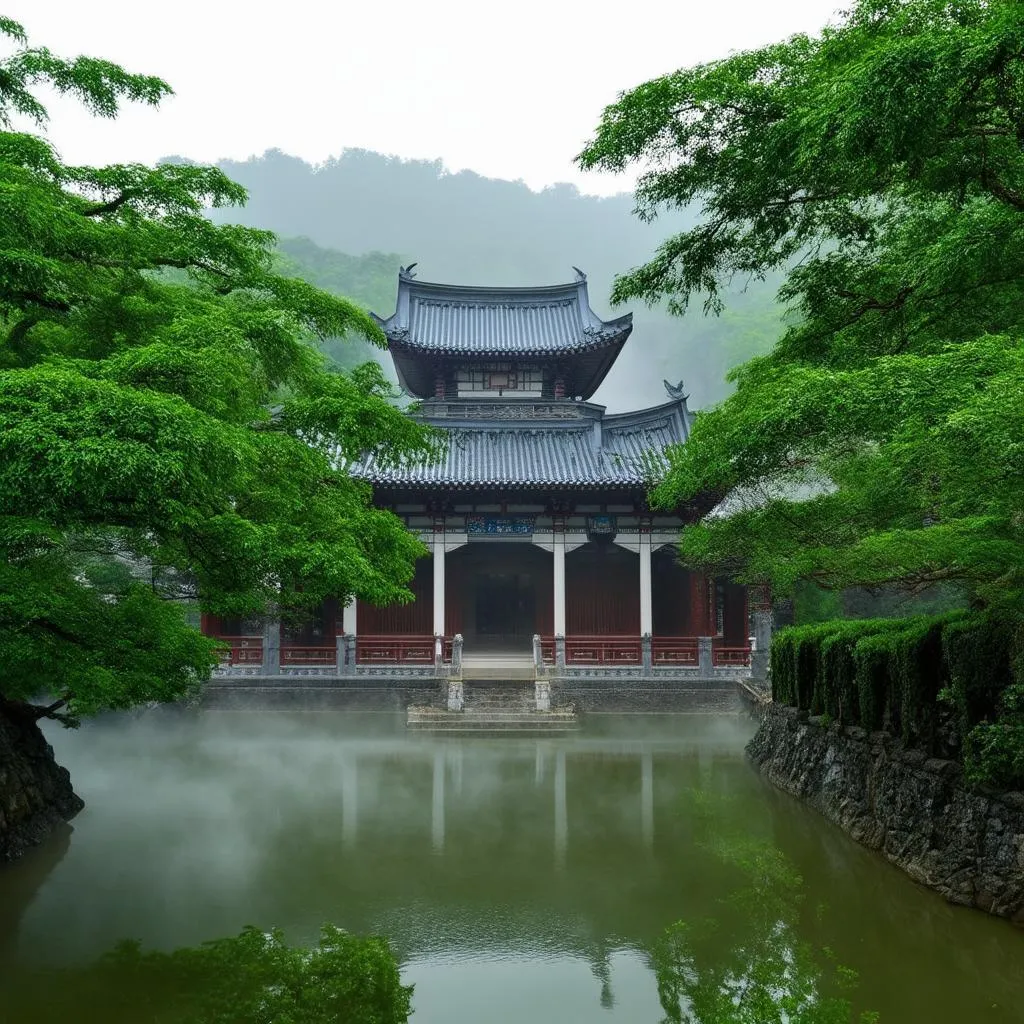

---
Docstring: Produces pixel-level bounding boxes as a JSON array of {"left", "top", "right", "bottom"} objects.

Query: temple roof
[
  {"left": 352, "top": 398, "right": 691, "bottom": 490},
  {"left": 372, "top": 267, "right": 633, "bottom": 400},
  {"left": 373, "top": 266, "right": 632, "bottom": 355}
]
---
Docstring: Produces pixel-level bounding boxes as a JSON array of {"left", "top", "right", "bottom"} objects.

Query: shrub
[
  {"left": 942, "top": 612, "right": 1016, "bottom": 743},
  {"left": 853, "top": 632, "right": 895, "bottom": 732},
  {"left": 768, "top": 609, "right": 1024, "bottom": 788}
]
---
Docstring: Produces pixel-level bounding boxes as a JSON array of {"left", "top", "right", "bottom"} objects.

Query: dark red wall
[
  {"left": 566, "top": 542, "right": 639, "bottom": 635},
  {"left": 358, "top": 556, "right": 433, "bottom": 635}
]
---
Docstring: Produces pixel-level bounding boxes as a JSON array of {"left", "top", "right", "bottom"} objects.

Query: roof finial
[
  {"left": 399, "top": 263, "right": 418, "bottom": 280},
  {"left": 572, "top": 266, "right": 587, "bottom": 282},
  {"left": 664, "top": 379, "right": 689, "bottom": 402}
]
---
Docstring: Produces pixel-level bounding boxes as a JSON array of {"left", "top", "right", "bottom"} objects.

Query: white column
[
  {"left": 639, "top": 534, "right": 653, "bottom": 636},
  {"left": 432, "top": 749, "right": 446, "bottom": 853},
  {"left": 641, "top": 750, "right": 654, "bottom": 850},
  {"left": 342, "top": 598, "right": 357, "bottom": 635},
  {"left": 433, "top": 532, "right": 446, "bottom": 637},
  {"left": 554, "top": 747, "right": 567, "bottom": 868},
  {"left": 553, "top": 532, "right": 566, "bottom": 637}
]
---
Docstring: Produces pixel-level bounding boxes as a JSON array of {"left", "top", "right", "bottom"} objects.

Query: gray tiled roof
[
  {"left": 373, "top": 268, "right": 631, "bottom": 356},
  {"left": 352, "top": 402, "right": 689, "bottom": 489}
]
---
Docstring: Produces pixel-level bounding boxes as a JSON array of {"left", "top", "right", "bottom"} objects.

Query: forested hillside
[{"left": 210, "top": 149, "right": 784, "bottom": 410}]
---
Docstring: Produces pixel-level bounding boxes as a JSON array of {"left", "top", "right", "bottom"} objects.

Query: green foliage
[
  {"left": 964, "top": 714, "right": 1024, "bottom": 792},
  {"left": 579, "top": 0, "right": 1024, "bottom": 604},
  {"left": 942, "top": 611, "right": 1017, "bottom": 738},
  {"left": 0, "top": 20, "right": 433, "bottom": 719},
  {"left": 793, "top": 583, "right": 843, "bottom": 625},
  {"left": 943, "top": 610, "right": 1024, "bottom": 787},
  {"left": 9, "top": 924, "right": 412, "bottom": 1024},
  {"left": 775, "top": 611, "right": 1024, "bottom": 787},
  {"left": 274, "top": 237, "right": 406, "bottom": 372}
]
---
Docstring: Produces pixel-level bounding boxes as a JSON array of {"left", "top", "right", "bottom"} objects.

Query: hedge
[{"left": 769, "top": 610, "right": 1024, "bottom": 788}]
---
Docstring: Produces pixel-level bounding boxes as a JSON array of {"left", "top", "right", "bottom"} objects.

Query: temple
[{"left": 205, "top": 267, "right": 764, "bottom": 703}]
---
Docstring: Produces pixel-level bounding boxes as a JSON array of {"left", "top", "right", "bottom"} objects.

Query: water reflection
[{"left": 0, "top": 712, "right": 1021, "bottom": 1023}]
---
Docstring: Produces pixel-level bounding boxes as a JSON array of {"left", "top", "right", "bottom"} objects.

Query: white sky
[{"left": 10, "top": 0, "right": 841, "bottom": 195}]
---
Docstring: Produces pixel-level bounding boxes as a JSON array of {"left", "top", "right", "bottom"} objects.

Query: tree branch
[{"left": 81, "top": 191, "right": 135, "bottom": 217}]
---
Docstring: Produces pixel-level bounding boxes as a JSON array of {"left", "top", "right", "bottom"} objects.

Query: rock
[
  {"left": 0, "top": 702, "right": 83, "bottom": 862},
  {"left": 748, "top": 704, "right": 1024, "bottom": 922}
]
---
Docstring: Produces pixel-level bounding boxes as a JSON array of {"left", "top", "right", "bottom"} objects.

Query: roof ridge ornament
[
  {"left": 664, "top": 379, "right": 689, "bottom": 402},
  {"left": 399, "top": 263, "right": 418, "bottom": 280},
  {"left": 572, "top": 266, "right": 587, "bottom": 282}
]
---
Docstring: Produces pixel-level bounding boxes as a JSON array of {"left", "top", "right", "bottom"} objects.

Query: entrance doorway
[
  {"left": 446, "top": 543, "right": 553, "bottom": 652},
  {"left": 475, "top": 571, "right": 536, "bottom": 647}
]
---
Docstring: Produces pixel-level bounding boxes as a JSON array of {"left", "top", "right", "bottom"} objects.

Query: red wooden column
[
  {"left": 687, "top": 572, "right": 711, "bottom": 635},
  {"left": 722, "top": 583, "right": 748, "bottom": 645}
]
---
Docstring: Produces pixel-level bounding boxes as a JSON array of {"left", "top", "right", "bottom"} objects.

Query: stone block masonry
[
  {"left": 748, "top": 704, "right": 1024, "bottom": 922},
  {"left": 0, "top": 702, "right": 84, "bottom": 862}
]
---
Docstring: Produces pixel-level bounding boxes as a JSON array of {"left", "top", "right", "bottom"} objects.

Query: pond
[{"left": 1, "top": 712, "right": 1022, "bottom": 1022}]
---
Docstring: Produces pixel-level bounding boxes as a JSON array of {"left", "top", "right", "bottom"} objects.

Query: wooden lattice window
[{"left": 486, "top": 371, "right": 517, "bottom": 390}]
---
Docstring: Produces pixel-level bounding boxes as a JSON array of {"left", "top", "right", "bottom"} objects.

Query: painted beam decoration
[
  {"left": 587, "top": 515, "right": 616, "bottom": 535},
  {"left": 466, "top": 515, "right": 535, "bottom": 536}
]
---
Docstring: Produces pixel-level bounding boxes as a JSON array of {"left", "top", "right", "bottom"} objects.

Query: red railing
[
  {"left": 712, "top": 643, "right": 751, "bottom": 667},
  {"left": 565, "top": 635, "right": 642, "bottom": 665},
  {"left": 281, "top": 645, "right": 335, "bottom": 666},
  {"left": 355, "top": 634, "right": 446, "bottom": 665},
  {"left": 652, "top": 637, "right": 699, "bottom": 666},
  {"left": 218, "top": 636, "right": 263, "bottom": 665},
  {"left": 534, "top": 635, "right": 746, "bottom": 669}
]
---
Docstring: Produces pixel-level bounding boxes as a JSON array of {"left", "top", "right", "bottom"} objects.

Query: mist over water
[{"left": 2, "top": 712, "right": 1022, "bottom": 1023}]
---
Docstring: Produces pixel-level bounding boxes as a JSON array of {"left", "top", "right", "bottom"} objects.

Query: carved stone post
[
  {"left": 555, "top": 635, "right": 566, "bottom": 671},
  {"left": 641, "top": 633, "right": 653, "bottom": 673},
  {"left": 535, "top": 679, "right": 551, "bottom": 712},
  {"left": 450, "top": 633, "right": 463, "bottom": 677},
  {"left": 337, "top": 634, "right": 357, "bottom": 676},
  {"left": 447, "top": 678, "right": 464, "bottom": 712},
  {"left": 698, "top": 636, "right": 714, "bottom": 677},
  {"left": 262, "top": 617, "right": 280, "bottom": 676}
]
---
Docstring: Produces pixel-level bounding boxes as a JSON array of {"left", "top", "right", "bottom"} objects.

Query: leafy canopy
[
  {"left": 6, "top": 924, "right": 413, "bottom": 1024},
  {"left": 0, "top": 18, "right": 433, "bottom": 720},
  {"left": 579, "top": 0, "right": 1024, "bottom": 604}
]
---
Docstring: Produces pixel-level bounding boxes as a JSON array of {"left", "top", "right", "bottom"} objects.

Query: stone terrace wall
[
  {"left": 554, "top": 678, "right": 740, "bottom": 713},
  {"left": 200, "top": 677, "right": 441, "bottom": 712},
  {"left": 749, "top": 704, "right": 1024, "bottom": 922},
  {"left": 0, "top": 703, "right": 83, "bottom": 862}
]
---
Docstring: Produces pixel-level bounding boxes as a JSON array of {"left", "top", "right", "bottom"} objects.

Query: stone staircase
[{"left": 406, "top": 679, "right": 579, "bottom": 734}]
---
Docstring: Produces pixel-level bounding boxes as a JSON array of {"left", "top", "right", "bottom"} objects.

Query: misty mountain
[{"left": 214, "top": 149, "right": 785, "bottom": 411}]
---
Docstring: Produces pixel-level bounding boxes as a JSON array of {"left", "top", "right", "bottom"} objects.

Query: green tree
[
  {"left": 579, "top": 0, "right": 1024, "bottom": 606},
  {"left": 6, "top": 925, "right": 412, "bottom": 1024},
  {"left": 274, "top": 237, "right": 407, "bottom": 372},
  {"left": 0, "top": 18, "right": 433, "bottom": 723}
]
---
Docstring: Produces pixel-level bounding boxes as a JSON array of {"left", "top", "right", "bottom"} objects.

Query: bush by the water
[{"left": 771, "top": 612, "right": 1024, "bottom": 791}]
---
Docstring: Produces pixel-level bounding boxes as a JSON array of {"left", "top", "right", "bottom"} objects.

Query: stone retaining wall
[
  {"left": 0, "top": 703, "right": 83, "bottom": 862},
  {"left": 748, "top": 704, "right": 1024, "bottom": 922},
  {"left": 554, "top": 679, "right": 740, "bottom": 713},
  {"left": 200, "top": 678, "right": 440, "bottom": 712}
]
